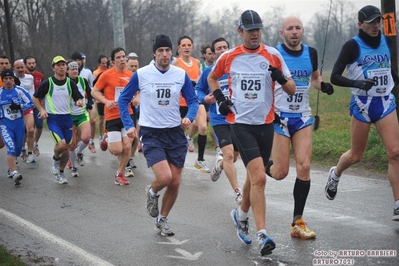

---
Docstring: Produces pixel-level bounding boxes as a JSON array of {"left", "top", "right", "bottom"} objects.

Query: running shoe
[
  {"left": 125, "top": 166, "right": 135, "bottom": 177},
  {"left": 12, "top": 172, "right": 23, "bottom": 186},
  {"left": 77, "top": 153, "right": 85, "bottom": 166},
  {"left": 71, "top": 167, "right": 79, "bottom": 177},
  {"left": 56, "top": 172, "right": 68, "bottom": 184},
  {"left": 114, "top": 173, "right": 130, "bottom": 185},
  {"left": 393, "top": 207, "right": 399, "bottom": 221},
  {"left": 257, "top": 233, "right": 276, "bottom": 256},
  {"left": 187, "top": 137, "right": 195, "bottom": 152},
  {"left": 20, "top": 149, "right": 27, "bottom": 161},
  {"left": 129, "top": 158, "right": 137, "bottom": 168},
  {"left": 155, "top": 217, "right": 174, "bottom": 236},
  {"left": 146, "top": 185, "right": 159, "bottom": 217},
  {"left": 100, "top": 133, "right": 108, "bottom": 151},
  {"left": 33, "top": 145, "right": 40, "bottom": 156},
  {"left": 67, "top": 159, "right": 73, "bottom": 169},
  {"left": 194, "top": 160, "right": 210, "bottom": 173},
  {"left": 51, "top": 158, "right": 60, "bottom": 175},
  {"left": 26, "top": 154, "right": 36, "bottom": 163},
  {"left": 290, "top": 218, "right": 316, "bottom": 239},
  {"left": 7, "top": 169, "right": 12, "bottom": 178},
  {"left": 210, "top": 155, "right": 223, "bottom": 181},
  {"left": 235, "top": 188, "right": 243, "bottom": 205},
  {"left": 230, "top": 208, "right": 252, "bottom": 244},
  {"left": 88, "top": 142, "right": 96, "bottom": 153},
  {"left": 325, "top": 167, "right": 339, "bottom": 200}
]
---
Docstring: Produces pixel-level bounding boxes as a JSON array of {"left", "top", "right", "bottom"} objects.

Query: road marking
[
  {"left": 0, "top": 208, "right": 114, "bottom": 266},
  {"left": 166, "top": 248, "right": 203, "bottom": 260},
  {"left": 156, "top": 236, "right": 189, "bottom": 245}
]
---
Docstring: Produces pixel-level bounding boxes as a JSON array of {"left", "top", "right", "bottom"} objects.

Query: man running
[
  {"left": 208, "top": 10, "right": 295, "bottom": 255},
  {"left": 33, "top": 56, "right": 84, "bottom": 185},
  {"left": 91, "top": 47, "right": 134, "bottom": 184},
  {"left": 118, "top": 34, "right": 199, "bottom": 236}
]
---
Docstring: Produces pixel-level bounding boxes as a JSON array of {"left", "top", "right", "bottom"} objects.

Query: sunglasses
[{"left": 180, "top": 43, "right": 192, "bottom": 48}]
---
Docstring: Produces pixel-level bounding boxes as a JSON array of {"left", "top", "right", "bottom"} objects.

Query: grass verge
[{"left": 0, "top": 245, "right": 24, "bottom": 266}]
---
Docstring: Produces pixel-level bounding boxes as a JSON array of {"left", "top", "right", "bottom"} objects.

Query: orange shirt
[
  {"left": 175, "top": 57, "right": 200, "bottom": 107},
  {"left": 93, "top": 67, "right": 106, "bottom": 79},
  {"left": 95, "top": 68, "right": 133, "bottom": 121}
]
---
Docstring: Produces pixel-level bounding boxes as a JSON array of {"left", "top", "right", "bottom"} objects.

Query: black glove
[
  {"left": 10, "top": 101, "right": 22, "bottom": 111},
  {"left": 273, "top": 112, "right": 281, "bottom": 125},
  {"left": 86, "top": 104, "right": 93, "bottom": 110},
  {"left": 321, "top": 82, "right": 334, "bottom": 95},
  {"left": 213, "top": 89, "right": 233, "bottom": 116},
  {"left": 353, "top": 79, "right": 375, "bottom": 91},
  {"left": 268, "top": 66, "right": 288, "bottom": 85}
]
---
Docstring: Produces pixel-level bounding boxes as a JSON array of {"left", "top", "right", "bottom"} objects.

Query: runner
[
  {"left": 66, "top": 60, "right": 92, "bottom": 177},
  {"left": 197, "top": 37, "right": 243, "bottom": 205},
  {"left": 208, "top": 10, "right": 295, "bottom": 255},
  {"left": 0, "top": 69, "right": 34, "bottom": 186},
  {"left": 326, "top": 5, "right": 399, "bottom": 221},
  {"left": 33, "top": 56, "right": 84, "bottom": 185},
  {"left": 91, "top": 47, "right": 134, "bottom": 184},
  {"left": 119, "top": 34, "right": 199, "bottom": 236},
  {"left": 13, "top": 59, "right": 36, "bottom": 163},
  {"left": 24, "top": 55, "right": 45, "bottom": 157},
  {"left": 172, "top": 35, "right": 210, "bottom": 173},
  {"left": 266, "top": 16, "right": 334, "bottom": 239}
]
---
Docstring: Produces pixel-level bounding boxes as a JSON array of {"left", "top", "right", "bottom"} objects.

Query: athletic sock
[
  {"left": 332, "top": 169, "right": 340, "bottom": 181},
  {"left": 77, "top": 141, "right": 88, "bottom": 154},
  {"left": 69, "top": 151, "right": 76, "bottom": 168},
  {"left": 238, "top": 207, "right": 248, "bottom": 220},
  {"left": 197, "top": 134, "right": 207, "bottom": 161},
  {"left": 293, "top": 178, "right": 310, "bottom": 224}
]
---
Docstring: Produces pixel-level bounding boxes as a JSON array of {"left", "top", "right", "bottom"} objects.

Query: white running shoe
[
  {"left": 56, "top": 172, "right": 68, "bottom": 184},
  {"left": 71, "top": 167, "right": 79, "bottom": 177},
  {"left": 26, "top": 154, "right": 36, "bottom": 163},
  {"left": 77, "top": 153, "right": 85, "bottom": 166},
  {"left": 194, "top": 160, "right": 210, "bottom": 173},
  {"left": 51, "top": 158, "right": 60, "bottom": 175},
  {"left": 211, "top": 155, "right": 223, "bottom": 182}
]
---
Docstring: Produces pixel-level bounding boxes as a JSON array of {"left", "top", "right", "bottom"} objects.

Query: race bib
[
  {"left": 150, "top": 82, "right": 177, "bottom": 108},
  {"left": 235, "top": 72, "right": 266, "bottom": 102},
  {"left": 114, "top": 86, "right": 125, "bottom": 101},
  {"left": 366, "top": 69, "right": 390, "bottom": 95},
  {"left": 3, "top": 104, "right": 22, "bottom": 120}
]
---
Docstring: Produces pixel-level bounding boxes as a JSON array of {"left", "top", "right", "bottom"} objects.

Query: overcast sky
[{"left": 200, "top": 0, "right": 396, "bottom": 25}]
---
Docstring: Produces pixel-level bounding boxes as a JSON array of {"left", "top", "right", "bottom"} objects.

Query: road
[{"left": 1, "top": 131, "right": 398, "bottom": 266}]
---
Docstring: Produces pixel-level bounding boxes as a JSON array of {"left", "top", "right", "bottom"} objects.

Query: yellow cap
[{"left": 52, "top": 56, "right": 66, "bottom": 66}]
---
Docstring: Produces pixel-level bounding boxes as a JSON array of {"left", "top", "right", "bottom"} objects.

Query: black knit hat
[
  {"left": 153, "top": 34, "right": 173, "bottom": 52},
  {"left": 1, "top": 68, "right": 15, "bottom": 80}
]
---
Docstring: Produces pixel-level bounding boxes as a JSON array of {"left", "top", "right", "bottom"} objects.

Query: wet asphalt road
[{"left": 1, "top": 130, "right": 399, "bottom": 266}]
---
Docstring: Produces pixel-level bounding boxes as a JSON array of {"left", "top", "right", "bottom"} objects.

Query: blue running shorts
[
  {"left": 140, "top": 126, "right": 187, "bottom": 168},
  {"left": 350, "top": 94, "right": 396, "bottom": 123}
]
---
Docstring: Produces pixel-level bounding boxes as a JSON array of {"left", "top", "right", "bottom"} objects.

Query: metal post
[
  {"left": 4, "top": 0, "right": 14, "bottom": 62},
  {"left": 112, "top": 0, "right": 125, "bottom": 49},
  {"left": 380, "top": 0, "right": 398, "bottom": 118}
]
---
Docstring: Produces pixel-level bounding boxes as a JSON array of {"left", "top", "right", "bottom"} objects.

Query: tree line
[{"left": 0, "top": 0, "right": 397, "bottom": 77}]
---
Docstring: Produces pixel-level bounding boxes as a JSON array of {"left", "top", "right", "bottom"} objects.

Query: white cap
[{"left": 128, "top": 52, "right": 138, "bottom": 58}]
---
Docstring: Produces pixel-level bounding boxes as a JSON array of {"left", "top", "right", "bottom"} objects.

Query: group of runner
[{"left": 1, "top": 5, "right": 399, "bottom": 257}]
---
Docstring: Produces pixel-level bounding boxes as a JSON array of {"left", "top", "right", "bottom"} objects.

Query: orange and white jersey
[{"left": 212, "top": 44, "right": 291, "bottom": 125}]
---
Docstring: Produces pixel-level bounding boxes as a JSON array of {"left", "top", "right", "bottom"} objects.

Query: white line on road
[{"left": 0, "top": 207, "right": 114, "bottom": 266}]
